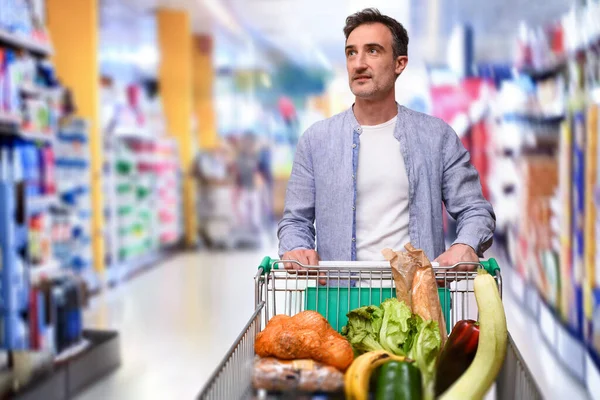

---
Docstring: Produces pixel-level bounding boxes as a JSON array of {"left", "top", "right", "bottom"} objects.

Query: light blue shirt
[{"left": 277, "top": 104, "right": 496, "bottom": 262}]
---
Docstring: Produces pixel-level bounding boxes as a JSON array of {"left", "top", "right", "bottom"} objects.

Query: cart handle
[{"left": 258, "top": 256, "right": 500, "bottom": 276}]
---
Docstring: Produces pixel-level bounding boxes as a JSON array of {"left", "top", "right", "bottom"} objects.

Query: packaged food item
[
  {"left": 559, "top": 114, "right": 573, "bottom": 323},
  {"left": 572, "top": 110, "right": 586, "bottom": 335},
  {"left": 585, "top": 103, "right": 598, "bottom": 343},
  {"left": 252, "top": 357, "right": 344, "bottom": 393},
  {"left": 382, "top": 247, "right": 418, "bottom": 309}
]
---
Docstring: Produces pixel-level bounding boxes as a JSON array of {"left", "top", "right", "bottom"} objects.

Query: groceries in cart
[
  {"left": 254, "top": 311, "right": 354, "bottom": 371},
  {"left": 250, "top": 243, "right": 508, "bottom": 400},
  {"left": 383, "top": 244, "right": 448, "bottom": 345}
]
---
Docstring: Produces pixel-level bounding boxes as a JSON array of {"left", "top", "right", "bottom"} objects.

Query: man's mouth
[{"left": 354, "top": 75, "right": 371, "bottom": 81}]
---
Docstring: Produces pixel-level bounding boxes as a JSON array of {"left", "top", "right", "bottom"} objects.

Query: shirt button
[
  {"left": 357, "top": 127, "right": 362, "bottom": 134},
  {"left": 352, "top": 206, "right": 355, "bottom": 211},
  {"left": 352, "top": 237, "right": 356, "bottom": 242},
  {"left": 352, "top": 174, "right": 355, "bottom": 180},
  {"left": 352, "top": 143, "right": 357, "bottom": 148}
]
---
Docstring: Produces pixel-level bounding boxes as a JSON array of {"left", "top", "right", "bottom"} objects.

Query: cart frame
[{"left": 198, "top": 258, "right": 543, "bottom": 400}]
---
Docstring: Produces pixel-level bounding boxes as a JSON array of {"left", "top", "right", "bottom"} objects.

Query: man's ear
[{"left": 395, "top": 56, "right": 408, "bottom": 75}]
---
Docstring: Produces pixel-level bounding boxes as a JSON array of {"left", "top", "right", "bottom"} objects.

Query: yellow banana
[
  {"left": 344, "top": 354, "right": 358, "bottom": 399},
  {"left": 345, "top": 350, "right": 407, "bottom": 400}
]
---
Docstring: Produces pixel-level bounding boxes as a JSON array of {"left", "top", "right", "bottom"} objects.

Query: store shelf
[
  {"left": 28, "top": 195, "right": 58, "bottom": 214},
  {"left": 19, "top": 84, "right": 58, "bottom": 98},
  {"left": 0, "top": 114, "right": 22, "bottom": 135},
  {"left": 113, "top": 130, "right": 154, "bottom": 140},
  {"left": 0, "top": 29, "right": 53, "bottom": 57},
  {"left": 556, "top": 318, "right": 587, "bottom": 382},
  {"left": 19, "top": 131, "right": 56, "bottom": 143},
  {"left": 517, "top": 61, "right": 567, "bottom": 82},
  {"left": 587, "top": 351, "right": 600, "bottom": 395},
  {"left": 0, "top": 118, "right": 56, "bottom": 143},
  {"left": 501, "top": 263, "right": 590, "bottom": 399},
  {"left": 54, "top": 339, "right": 91, "bottom": 364},
  {"left": 11, "top": 330, "right": 120, "bottom": 400},
  {"left": 502, "top": 113, "right": 565, "bottom": 126}
]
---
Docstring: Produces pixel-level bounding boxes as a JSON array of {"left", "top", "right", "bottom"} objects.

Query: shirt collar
[{"left": 347, "top": 102, "right": 404, "bottom": 135}]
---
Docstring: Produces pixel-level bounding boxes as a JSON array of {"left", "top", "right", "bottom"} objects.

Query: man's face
[{"left": 345, "top": 22, "right": 407, "bottom": 99}]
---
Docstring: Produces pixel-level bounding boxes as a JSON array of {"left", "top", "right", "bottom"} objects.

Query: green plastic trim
[
  {"left": 480, "top": 258, "right": 500, "bottom": 276},
  {"left": 259, "top": 256, "right": 274, "bottom": 274}
]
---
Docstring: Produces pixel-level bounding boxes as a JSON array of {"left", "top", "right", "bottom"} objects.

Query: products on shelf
[
  {"left": 29, "top": 275, "right": 86, "bottom": 355},
  {"left": 0, "top": 47, "right": 62, "bottom": 137},
  {"left": 585, "top": 103, "right": 598, "bottom": 347},
  {"left": 52, "top": 118, "right": 96, "bottom": 290},
  {"left": 155, "top": 139, "right": 182, "bottom": 245},
  {"left": 571, "top": 109, "right": 586, "bottom": 336},
  {"left": 559, "top": 114, "right": 573, "bottom": 324},
  {"left": 0, "top": 0, "right": 49, "bottom": 45},
  {"left": 0, "top": 141, "right": 29, "bottom": 349},
  {"left": 479, "top": 1, "right": 600, "bottom": 388},
  {"left": 100, "top": 75, "right": 183, "bottom": 282},
  {"left": 115, "top": 138, "right": 156, "bottom": 263},
  {"left": 517, "top": 156, "right": 558, "bottom": 302}
]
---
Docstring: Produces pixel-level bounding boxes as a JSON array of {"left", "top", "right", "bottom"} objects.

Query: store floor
[
  {"left": 75, "top": 248, "right": 590, "bottom": 400},
  {"left": 76, "top": 249, "right": 267, "bottom": 400}
]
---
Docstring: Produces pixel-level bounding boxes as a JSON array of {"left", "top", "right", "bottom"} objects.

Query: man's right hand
[{"left": 281, "top": 249, "right": 320, "bottom": 270}]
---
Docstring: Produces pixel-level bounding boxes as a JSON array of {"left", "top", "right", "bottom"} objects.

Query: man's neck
[{"left": 353, "top": 92, "right": 398, "bottom": 126}]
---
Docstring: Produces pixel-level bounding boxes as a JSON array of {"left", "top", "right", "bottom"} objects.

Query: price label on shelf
[
  {"left": 526, "top": 286, "right": 541, "bottom": 318},
  {"left": 511, "top": 268, "right": 526, "bottom": 304},
  {"left": 556, "top": 323, "right": 586, "bottom": 382},
  {"left": 587, "top": 353, "right": 600, "bottom": 396},
  {"left": 539, "top": 301, "right": 557, "bottom": 347}
]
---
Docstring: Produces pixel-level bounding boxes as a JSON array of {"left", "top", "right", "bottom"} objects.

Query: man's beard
[{"left": 351, "top": 80, "right": 378, "bottom": 98}]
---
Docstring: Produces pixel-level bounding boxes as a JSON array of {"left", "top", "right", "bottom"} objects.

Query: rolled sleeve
[
  {"left": 442, "top": 125, "right": 496, "bottom": 256},
  {"left": 277, "top": 132, "right": 317, "bottom": 257}
]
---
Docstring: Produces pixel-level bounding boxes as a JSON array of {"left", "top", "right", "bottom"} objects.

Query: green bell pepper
[{"left": 375, "top": 360, "right": 422, "bottom": 400}]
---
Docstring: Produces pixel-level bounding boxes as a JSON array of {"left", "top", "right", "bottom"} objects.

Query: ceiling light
[{"left": 198, "top": 0, "right": 244, "bottom": 38}]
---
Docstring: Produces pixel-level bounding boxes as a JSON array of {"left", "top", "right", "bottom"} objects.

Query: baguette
[
  {"left": 405, "top": 243, "right": 448, "bottom": 345},
  {"left": 382, "top": 247, "right": 418, "bottom": 311}
]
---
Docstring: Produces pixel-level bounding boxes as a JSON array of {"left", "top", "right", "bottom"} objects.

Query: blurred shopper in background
[
  {"left": 233, "top": 132, "right": 262, "bottom": 234},
  {"left": 257, "top": 136, "right": 275, "bottom": 228},
  {"left": 278, "top": 8, "right": 495, "bottom": 268}
]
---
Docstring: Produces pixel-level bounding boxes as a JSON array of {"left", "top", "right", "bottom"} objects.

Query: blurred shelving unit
[
  {"left": 0, "top": 3, "right": 120, "bottom": 398},
  {"left": 100, "top": 85, "right": 184, "bottom": 285}
]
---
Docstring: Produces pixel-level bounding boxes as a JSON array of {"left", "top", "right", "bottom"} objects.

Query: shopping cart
[{"left": 198, "top": 257, "right": 542, "bottom": 400}]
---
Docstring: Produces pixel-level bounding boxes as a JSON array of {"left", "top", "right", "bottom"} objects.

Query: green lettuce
[
  {"left": 378, "top": 298, "right": 415, "bottom": 355},
  {"left": 341, "top": 305, "right": 384, "bottom": 354},
  {"left": 407, "top": 317, "right": 442, "bottom": 400},
  {"left": 342, "top": 298, "right": 442, "bottom": 400}
]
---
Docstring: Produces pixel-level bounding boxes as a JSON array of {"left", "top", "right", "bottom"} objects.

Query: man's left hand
[{"left": 434, "top": 244, "right": 479, "bottom": 271}]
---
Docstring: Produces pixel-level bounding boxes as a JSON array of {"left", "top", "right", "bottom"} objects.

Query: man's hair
[{"left": 343, "top": 8, "right": 409, "bottom": 59}]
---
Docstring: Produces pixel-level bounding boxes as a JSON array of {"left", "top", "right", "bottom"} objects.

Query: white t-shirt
[{"left": 355, "top": 116, "right": 410, "bottom": 261}]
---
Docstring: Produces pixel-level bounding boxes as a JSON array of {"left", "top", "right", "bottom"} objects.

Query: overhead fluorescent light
[{"left": 198, "top": 0, "right": 244, "bottom": 38}]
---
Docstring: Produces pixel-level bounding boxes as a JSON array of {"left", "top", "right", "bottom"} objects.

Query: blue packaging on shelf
[
  {"left": 0, "top": 147, "right": 18, "bottom": 346},
  {"left": 572, "top": 111, "right": 586, "bottom": 335}
]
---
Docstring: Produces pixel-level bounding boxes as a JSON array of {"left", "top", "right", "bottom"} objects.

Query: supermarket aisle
[{"left": 75, "top": 250, "right": 267, "bottom": 400}]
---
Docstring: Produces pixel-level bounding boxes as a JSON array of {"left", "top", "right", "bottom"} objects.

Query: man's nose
[{"left": 352, "top": 52, "right": 368, "bottom": 70}]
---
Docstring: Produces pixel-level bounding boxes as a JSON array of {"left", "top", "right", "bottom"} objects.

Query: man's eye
[
  {"left": 369, "top": 48, "right": 377, "bottom": 54},
  {"left": 347, "top": 50, "right": 356, "bottom": 57}
]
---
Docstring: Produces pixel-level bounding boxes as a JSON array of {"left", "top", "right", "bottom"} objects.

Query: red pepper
[{"left": 435, "top": 319, "right": 480, "bottom": 396}]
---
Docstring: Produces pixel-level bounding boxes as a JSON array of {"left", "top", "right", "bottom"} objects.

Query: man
[{"left": 277, "top": 8, "right": 495, "bottom": 269}]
